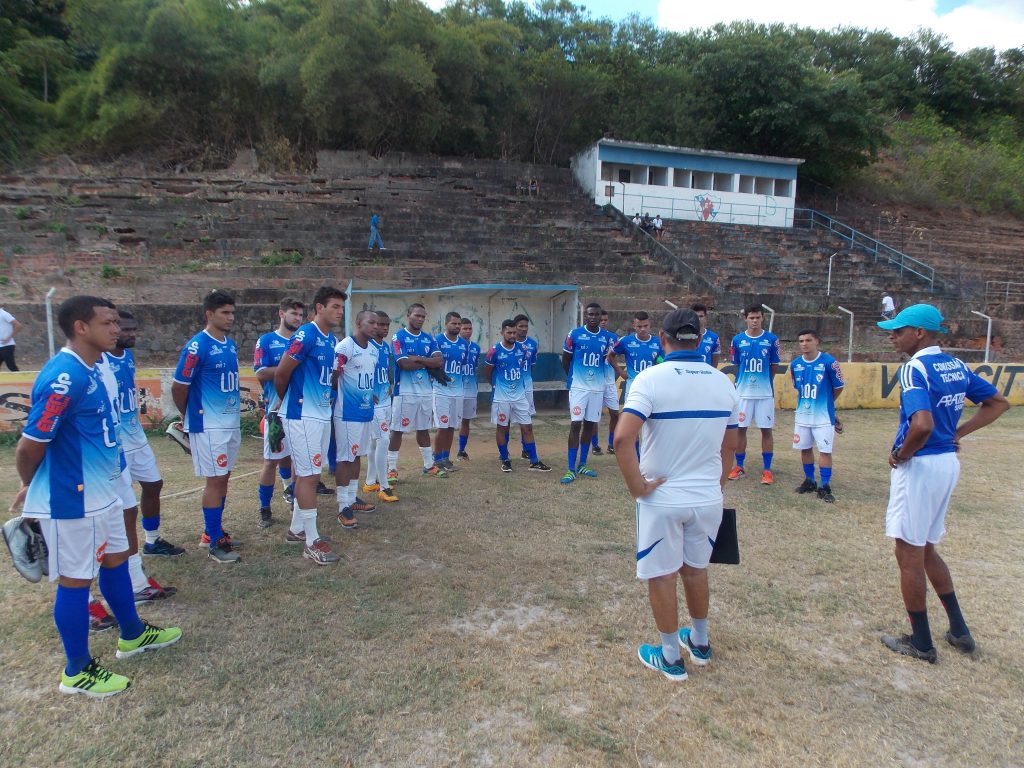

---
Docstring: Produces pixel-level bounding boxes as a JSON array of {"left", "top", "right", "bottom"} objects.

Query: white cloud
[{"left": 657, "top": 0, "right": 1024, "bottom": 52}]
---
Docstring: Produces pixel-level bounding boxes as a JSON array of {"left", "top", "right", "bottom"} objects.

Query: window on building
[
  {"left": 673, "top": 169, "right": 692, "bottom": 188},
  {"left": 713, "top": 173, "right": 735, "bottom": 192},
  {"left": 738, "top": 175, "right": 755, "bottom": 194},
  {"left": 754, "top": 177, "right": 774, "bottom": 195},
  {"left": 692, "top": 171, "right": 713, "bottom": 190},
  {"left": 648, "top": 167, "right": 669, "bottom": 186},
  {"left": 618, "top": 169, "right": 632, "bottom": 184},
  {"left": 774, "top": 179, "right": 793, "bottom": 197}
]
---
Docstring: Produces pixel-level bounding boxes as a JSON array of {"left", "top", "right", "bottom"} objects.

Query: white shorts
[
  {"left": 188, "top": 429, "right": 241, "bottom": 478},
  {"left": 885, "top": 453, "right": 961, "bottom": 546},
  {"left": 262, "top": 417, "right": 291, "bottom": 461},
  {"left": 491, "top": 399, "right": 532, "bottom": 427},
  {"left": 737, "top": 398, "right": 775, "bottom": 429},
  {"left": 603, "top": 382, "right": 619, "bottom": 411},
  {"left": 569, "top": 388, "right": 603, "bottom": 423},
  {"left": 372, "top": 404, "right": 391, "bottom": 440},
  {"left": 525, "top": 386, "right": 536, "bottom": 416},
  {"left": 124, "top": 444, "right": 161, "bottom": 484},
  {"left": 433, "top": 394, "right": 463, "bottom": 430},
  {"left": 334, "top": 419, "right": 373, "bottom": 460},
  {"left": 462, "top": 393, "right": 478, "bottom": 420},
  {"left": 284, "top": 418, "right": 331, "bottom": 477},
  {"left": 792, "top": 424, "right": 835, "bottom": 453},
  {"left": 392, "top": 395, "right": 432, "bottom": 432},
  {"left": 635, "top": 500, "right": 723, "bottom": 579},
  {"left": 38, "top": 505, "right": 130, "bottom": 582},
  {"left": 116, "top": 461, "right": 137, "bottom": 510}
]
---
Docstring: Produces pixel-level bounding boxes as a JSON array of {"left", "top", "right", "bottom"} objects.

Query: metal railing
[
  {"left": 985, "top": 280, "right": 1024, "bottom": 310},
  {"left": 614, "top": 192, "right": 793, "bottom": 228}
]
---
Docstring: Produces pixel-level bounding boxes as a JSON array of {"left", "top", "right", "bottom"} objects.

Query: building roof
[{"left": 597, "top": 138, "right": 804, "bottom": 166}]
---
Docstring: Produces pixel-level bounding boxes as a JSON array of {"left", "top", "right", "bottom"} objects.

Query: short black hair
[
  {"left": 600, "top": 310, "right": 609, "bottom": 318},
  {"left": 407, "top": 303, "right": 426, "bottom": 314},
  {"left": 511, "top": 314, "right": 529, "bottom": 325},
  {"left": 797, "top": 328, "right": 819, "bottom": 340},
  {"left": 313, "top": 286, "right": 346, "bottom": 309},
  {"left": 203, "top": 290, "right": 235, "bottom": 313},
  {"left": 633, "top": 311, "right": 649, "bottom": 321},
  {"left": 445, "top": 311, "right": 462, "bottom": 323},
  {"left": 460, "top": 317, "right": 473, "bottom": 325},
  {"left": 584, "top": 302, "right": 602, "bottom": 312},
  {"left": 375, "top": 310, "right": 390, "bottom": 320},
  {"left": 501, "top": 318, "right": 516, "bottom": 330},
  {"left": 690, "top": 303, "right": 708, "bottom": 314},
  {"left": 743, "top": 304, "right": 764, "bottom": 317},
  {"left": 355, "top": 309, "right": 377, "bottom": 324},
  {"left": 58, "top": 295, "right": 115, "bottom": 338},
  {"left": 118, "top": 309, "right": 135, "bottom": 321},
  {"left": 280, "top": 297, "right": 305, "bottom": 312}
]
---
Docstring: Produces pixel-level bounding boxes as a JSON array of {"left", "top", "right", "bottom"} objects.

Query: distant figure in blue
[
  {"left": 692, "top": 303, "right": 720, "bottom": 368},
  {"left": 368, "top": 210, "right": 385, "bottom": 251},
  {"left": 790, "top": 330, "right": 844, "bottom": 503}
]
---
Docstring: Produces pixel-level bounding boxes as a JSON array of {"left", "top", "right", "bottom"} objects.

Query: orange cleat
[
  {"left": 728, "top": 466, "right": 745, "bottom": 481},
  {"left": 760, "top": 470, "right": 774, "bottom": 485}
]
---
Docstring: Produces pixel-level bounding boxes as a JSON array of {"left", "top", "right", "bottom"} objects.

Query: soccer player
[
  {"left": 560, "top": 303, "right": 613, "bottom": 484},
  {"left": 728, "top": 305, "right": 780, "bottom": 484},
  {"left": 590, "top": 310, "right": 620, "bottom": 456},
  {"left": 333, "top": 310, "right": 380, "bottom": 531},
  {"left": 615, "top": 308, "right": 739, "bottom": 681},
  {"left": 171, "top": 290, "right": 242, "bottom": 563},
  {"left": 512, "top": 314, "right": 539, "bottom": 460},
  {"left": 692, "top": 303, "right": 720, "bottom": 367},
  {"left": 15, "top": 295, "right": 181, "bottom": 697},
  {"left": 432, "top": 311, "right": 468, "bottom": 472},
  {"left": 387, "top": 303, "right": 447, "bottom": 479},
  {"left": 457, "top": 317, "right": 481, "bottom": 461},
  {"left": 481, "top": 319, "right": 551, "bottom": 472},
  {"left": 273, "top": 286, "right": 346, "bottom": 564},
  {"left": 362, "top": 310, "right": 399, "bottom": 503},
  {"left": 790, "top": 330, "right": 845, "bottom": 503},
  {"left": 607, "top": 311, "right": 663, "bottom": 399},
  {"left": 878, "top": 305, "right": 1009, "bottom": 663}
]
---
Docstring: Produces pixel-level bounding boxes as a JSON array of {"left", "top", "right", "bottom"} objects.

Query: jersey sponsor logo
[
  {"left": 572, "top": 405, "right": 582, "bottom": 416},
  {"left": 37, "top": 392, "right": 71, "bottom": 432},
  {"left": 401, "top": 417, "right": 410, "bottom": 427},
  {"left": 95, "top": 542, "right": 107, "bottom": 564},
  {"left": 216, "top": 453, "right": 228, "bottom": 469},
  {"left": 936, "top": 392, "right": 967, "bottom": 409},
  {"left": 498, "top": 412, "right": 507, "bottom": 423},
  {"left": 351, "top": 444, "right": 359, "bottom": 456},
  {"left": 287, "top": 332, "right": 306, "bottom": 357},
  {"left": 182, "top": 352, "right": 200, "bottom": 379},
  {"left": 380, "top": 421, "right": 389, "bottom": 432},
  {"left": 312, "top": 453, "right": 322, "bottom": 469},
  {"left": 209, "top": 345, "right": 224, "bottom": 356},
  {"left": 793, "top": 433, "right": 800, "bottom": 444},
  {"left": 440, "top": 415, "right": 449, "bottom": 425}
]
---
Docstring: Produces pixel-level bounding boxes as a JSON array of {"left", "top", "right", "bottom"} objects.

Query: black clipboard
[{"left": 709, "top": 508, "right": 739, "bottom": 565}]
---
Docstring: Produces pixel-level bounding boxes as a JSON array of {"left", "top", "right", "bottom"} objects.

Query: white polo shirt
[
  {"left": 623, "top": 350, "right": 740, "bottom": 506},
  {"left": 0, "top": 309, "right": 16, "bottom": 347}
]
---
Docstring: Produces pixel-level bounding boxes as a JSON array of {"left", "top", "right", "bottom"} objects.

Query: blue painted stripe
[
  {"left": 622, "top": 407, "right": 647, "bottom": 421},
  {"left": 636, "top": 538, "right": 663, "bottom": 561},
  {"left": 649, "top": 410, "right": 731, "bottom": 420}
]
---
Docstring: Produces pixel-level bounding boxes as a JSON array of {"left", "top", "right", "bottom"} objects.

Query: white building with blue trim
[{"left": 571, "top": 139, "right": 804, "bottom": 228}]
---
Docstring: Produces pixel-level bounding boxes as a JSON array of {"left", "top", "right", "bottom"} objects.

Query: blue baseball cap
[{"left": 877, "top": 303, "right": 949, "bottom": 332}]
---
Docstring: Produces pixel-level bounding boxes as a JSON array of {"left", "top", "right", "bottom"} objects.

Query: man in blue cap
[{"left": 878, "top": 304, "right": 1009, "bottom": 662}]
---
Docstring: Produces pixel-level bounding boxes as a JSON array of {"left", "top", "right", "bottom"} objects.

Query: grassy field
[{"left": 0, "top": 408, "right": 1022, "bottom": 767}]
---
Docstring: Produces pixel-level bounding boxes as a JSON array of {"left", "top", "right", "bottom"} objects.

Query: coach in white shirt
[
  {"left": 614, "top": 308, "right": 739, "bottom": 681},
  {"left": 0, "top": 307, "right": 23, "bottom": 371}
]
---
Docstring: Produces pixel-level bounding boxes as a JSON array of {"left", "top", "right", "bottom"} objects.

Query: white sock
[
  {"left": 375, "top": 439, "right": 389, "bottom": 487},
  {"left": 301, "top": 508, "right": 319, "bottom": 546},
  {"left": 660, "top": 631, "right": 681, "bottom": 664},
  {"left": 420, "top": 446, "right": 434, "bottom": 470},
  {"left": 336, "top": 486, "right": 345, "bottom": 510},
  {"left": 365, "top": 439, "right": 378, "bottom": 486},
  {"left": 348, "top": 479, "right": 359, "bottom": 502},
  {"left": 387, "top": 450, "right": 399, "bottom": 472},
  {"left": 128, "top": 553, "right": 148, "bottom": 593},
  {"left": 144, "top": 528, "right": 159, "bottom": 545},
  {"left": 290, "top": 506, "right": 303, "bottom": 535}
]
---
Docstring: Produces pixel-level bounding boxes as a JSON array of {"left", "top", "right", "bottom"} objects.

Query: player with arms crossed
[
  {"left": 481, "top": 319, "right": 551, "bottom": 473},
  {"left": 14, "top": 296, "right": 181, "bottom": 697},
  {"left": 512, "top": 314, "right": 539, "bottom": 460},
  {"left": 432, "top": 311, "right": 468, "bottom": 472},
  {"left": 171, "top": 290, "right": 242, "bottom": 563},
  {"left": 273, "top": 286, "right": 346, "bottom": 564},
  {"left": 728, "top": 305, "right": 780, "bottom": 484},
  {"left": 457, "top": 317, "right": 481, "bottom": 461},
  {"left": 790, "top": 330, "right": 845, "bottom": 503},
  {"left": 615, "top": 308, "right": 739, "bottom": 681},
  {"left": 692, "top": 303, "right": 720, "bottom": 367},
  {"left": 334, "top": 310, "right": 380, "bottom": 531},
  {"left": 361, "top": 311, "right": 399, "bottom": 504},
  {"left": 878, "top": 305, "right": 1009, "bottom": 662},
  {"left": 560, "top": 303, "right": 612, "bottom": 484},
  {"left": 253, "top": 298, "right": 305, "bottom": 528},
  {"left": 387, "top": 303, "right": 447, "bottom": 479}
]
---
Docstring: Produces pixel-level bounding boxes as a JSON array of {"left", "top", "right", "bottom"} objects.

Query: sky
[{"left": 423, "top": 0, "right": 1024, "bottom": 53}]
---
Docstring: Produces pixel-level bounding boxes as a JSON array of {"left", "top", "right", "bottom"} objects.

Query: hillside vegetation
[{"left": 2, "top": 1, "right": 1023, "bottom": 210}]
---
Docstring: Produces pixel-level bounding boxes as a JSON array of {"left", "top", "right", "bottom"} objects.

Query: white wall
[
  {"left": 602, "top": 182, "right": 795, "bottom": 228},
  {"left": 571, "top": 145, "right": 600, "bottom": 197}
]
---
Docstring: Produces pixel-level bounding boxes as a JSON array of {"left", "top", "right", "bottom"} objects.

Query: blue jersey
[
  {"left": 281, "top": 322, "right": 336, "bottom": 421},
  {"left": 334, "top": 336, "right": 376, "bottom": 422},
  {"left": 434, "top": 333, "right": 468, "bottom": 393},
  {"left": 600, "top": 329, "right": 618, "bottom": 384},
  {"left": 790, "top": 352, "right": 845, "bottom": 427},
  {"left": 486, "top": 341, "right": 527, "bottom": 402},
  {"left": 463, "top": 341, "right": 481, "bottom": 396},
  {"left": 730, "top": 331, "right": 780, "bottom": 399},
  {"left": 893, "top": 347, "right": 997, "bottom": 457},
  {"left": 392, "top": 328, "right": 438, "bottom": 397},
  {"left": 22, "top": 349, "right": 120, "bottom": 520},
  {"left": 612, "top": 334, "right": 663, "bottom": 380},
  {"left": 105, "top": 349, "right": 148, "bottom": 453},
  {"left": 697, "top": 329, "right": 720, "bottom": 367},
  {"left": 173, "top": 330, "right": 241, "bottom": 433},
  {"left": 253, "top": 330, "right": 291, "bottom": 411},
  {"left": 519, "top": 336, "right": 539, "bottom": 390},
  {"left": 564, "top": 326, "right": 613, "bottom": 392},
  {"left": 369, "top": 339, "right": 392, "bottom": 406}
]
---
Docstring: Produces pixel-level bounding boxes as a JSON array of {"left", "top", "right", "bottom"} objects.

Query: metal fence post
[
  {"left": 970, "top": 310, "right": 992, "bottom": 363},
  {"left": 837, "top": 306, "right": 854, "bottom": 363}
]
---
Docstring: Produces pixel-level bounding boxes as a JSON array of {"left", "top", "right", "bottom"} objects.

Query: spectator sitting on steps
[
  {"left": 529, "top": 177, "right": 540, "bottom": 196},
  {"left": 654, "top": 215, "right": 664, "bottom": 240}
]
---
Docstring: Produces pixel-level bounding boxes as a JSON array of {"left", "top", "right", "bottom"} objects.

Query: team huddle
[{"left": 0, "top": 289, "right": 1011, "bottom": 696}]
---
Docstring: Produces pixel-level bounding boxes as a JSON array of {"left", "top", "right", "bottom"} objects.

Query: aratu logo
[
  {"left": 440, "top": 415, "right": 449, "bottom": 425},
  {"left": 312, "top": 453, "right": 322, "bottom": 468},
  {"left": 216, "top": 453, "right": 228, "bottom": 468},
  {"left": 572, "top": 406, "right": 582, "bottom": 416},
  {"left": 401, "top": 417, "right": 410, "bottom": 427}
]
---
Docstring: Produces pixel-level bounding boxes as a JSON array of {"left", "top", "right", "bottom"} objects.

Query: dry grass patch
[{"left": 0, "top": 409, "right": 1022, "bottom": 767}]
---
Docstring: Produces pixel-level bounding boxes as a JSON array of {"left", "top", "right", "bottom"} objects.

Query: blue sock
[
  {"left": 762, "top": 452, "right": 773, "bottom": 470},
  {"left": 328, "top": 454, "right": 337, "bottom": 473},
  {"left": 141, "top": 514, "right": 160, "bottom": 533},
  {"left": 521, "top": 435, "right": 527, "bottom": 451},
  {"left": 736, "top": 452, "right": 746, "bottom": 468},
  {"left": 441, "top": 451, "right": 449, "bottom": 461},
  {"left": 820, "top": 467, "right": 832, "bottom": 486},
  {"left": 458, "top": 434, "right": 468, "bottom": 453},
  {"left": 524, "top": 442, "right": 539, "bottom": 463},
  {"left": 258, "top": 484, "right": 274, "bottom": 508},
  {"left": 54, "top": 585, "right": 91, "bottom": 677},
  {"left": 803, "top": 463, "right": 815, "bottom": 481},
  {"left": 591, "top": 431, "right": 599, "bottom": 449},
  {"left": 433, "top": 452, "right": 442, "bottom": 463},
  {"left": 568, "top": 446, "right": 578, "bottom": 471},
  {"left": 98, "top": 561, "right": 145, "bottom": 641},
  {"left": 579, "top": 443, "right": 591, "bottom": 467},
  {"left": 498, "top": 442, "right": 510, "bottom": 461},
  {"left": 203, "top": 505, "right": 224, "bottom": 543},
  {"left": 278, "top": 466, "right": 292, "bottom": 482}
]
